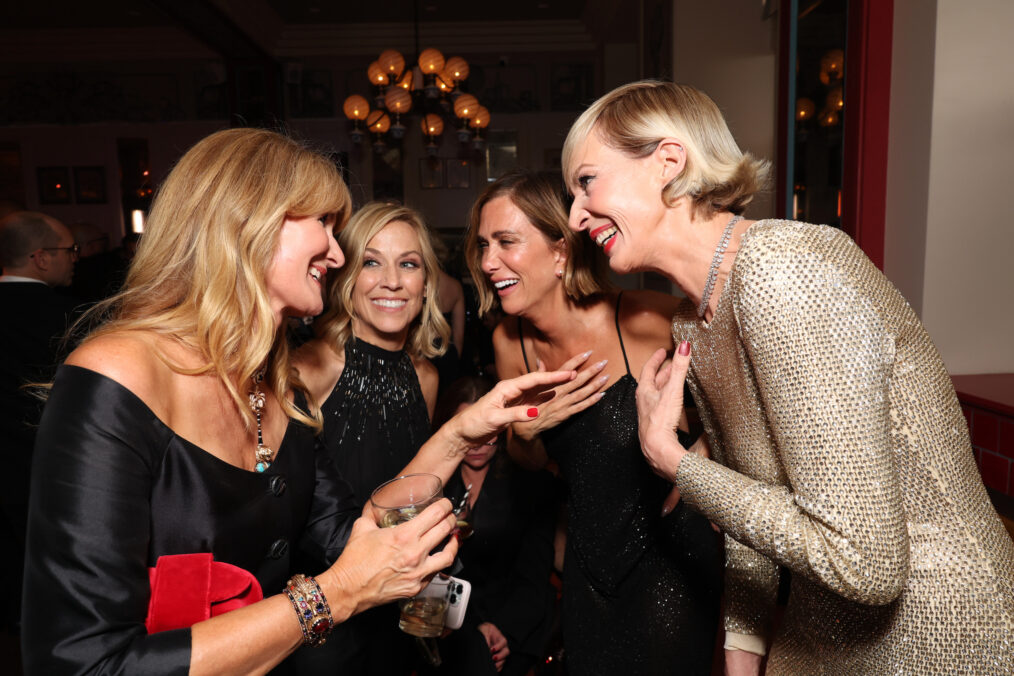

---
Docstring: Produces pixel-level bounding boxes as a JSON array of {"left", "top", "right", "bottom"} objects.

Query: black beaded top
[{"left": 318, "top": 337, "right": 431, "bottom": 506}]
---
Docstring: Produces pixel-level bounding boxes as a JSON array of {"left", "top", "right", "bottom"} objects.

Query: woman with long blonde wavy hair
[
  {"left": 21, "top": 128, "right": 572, "bottom": 675},
  {"left": 292, "top": 202, "right": 451, "bottom": 674}
]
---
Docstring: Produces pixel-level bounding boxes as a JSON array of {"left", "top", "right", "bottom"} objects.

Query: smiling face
[
  {"left": 266, "top": 214, "right": 343, "bottom": 323},
  {"left": 477, "top": 195, "right": 566, "bottom": 318},
  {"left": 567, "top": 132, "right": 668, "bottom": 274},
  {"left": 350, "top": 219, "right": 426, "bottom": 350}
]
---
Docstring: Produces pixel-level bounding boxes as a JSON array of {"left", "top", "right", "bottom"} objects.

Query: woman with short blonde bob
[
  {"left": 564, "top": 79, "right": 1014, "bottom": 675},
  {"left": 22, "top": 128, "right": 571, "bottom": 675},
  {"left": 292, "top": 202, "right": 451, "bottom": 674},
  {"left": 465, "top": 169, "right": 722, "bottom": 675}
]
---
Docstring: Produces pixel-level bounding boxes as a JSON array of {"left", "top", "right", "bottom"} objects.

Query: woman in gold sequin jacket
[{"left": 562, "top": 80, "right": 1014, "bottom": 675}]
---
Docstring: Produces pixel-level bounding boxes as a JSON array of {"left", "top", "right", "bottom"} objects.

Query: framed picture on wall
[
  {"left": 37, "top": 167, "right": 71, "bottom": 204},
  {"left": 420, "top": 158, "right": 443, "bottom": 189},
  {"left": 446, "top": 160, "right": 470, "bottom": 189},
  {"left": 73, "top": 166, "right": 107, "bottom": 204}
]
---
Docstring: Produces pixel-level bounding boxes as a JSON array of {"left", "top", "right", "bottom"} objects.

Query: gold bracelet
[{"left": 284, "top": 574, "right": 333, "bottom": 647}]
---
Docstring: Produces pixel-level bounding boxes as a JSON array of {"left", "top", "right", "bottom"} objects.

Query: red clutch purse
[{"left": 145, "top": 553, "right": 263, "bottom": 633}]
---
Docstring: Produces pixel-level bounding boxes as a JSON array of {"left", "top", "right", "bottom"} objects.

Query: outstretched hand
[
  {"left": 636, "top": 342, "right": 692, "bottom": 483},
  {"left": 448, "top": 368, "right": 576, "bottom": 448},
  {"left": 322, "top": 499, "right": 458, "bottom": 619},
  {"left": 512, "top": 351, "right": 610, "bottom": 441}
]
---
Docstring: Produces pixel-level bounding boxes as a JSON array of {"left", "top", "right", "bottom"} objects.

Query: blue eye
[
  {"left": 363, "top": 258, "right": 379, "bottom": 268},
  {"left": 578, "top": 175, "right": 593, "bottom": 189},
  {"left": 401, "top": 260, "right": 420, "bottom": 269}
]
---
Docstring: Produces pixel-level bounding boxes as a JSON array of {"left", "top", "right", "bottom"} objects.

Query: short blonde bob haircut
[
  {"left": 79, "top": 127, "right": 351, "bottom": 430},
  {"left": 563, "top": 80, "right": 770, "bottom": 219},
  {"left": 316, "top": 201, "right": 450, "bottom": 359},
  {"left": 465, "top": 169, "right": 610, "bottom": 316}
]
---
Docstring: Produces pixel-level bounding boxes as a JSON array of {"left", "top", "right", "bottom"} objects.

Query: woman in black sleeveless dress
[
  {"left": 464, "top": 170, "right": 722, "bottom": 675},
  {"left": 293, "top": 202, "right": 450, "bottom": 675}
]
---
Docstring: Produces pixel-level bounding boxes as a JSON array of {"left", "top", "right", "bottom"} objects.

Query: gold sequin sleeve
[{"left": 676, "top": 229, "right": 910, "bottom": 603}]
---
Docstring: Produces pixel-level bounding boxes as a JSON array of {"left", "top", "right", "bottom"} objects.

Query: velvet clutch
[{"left": 146, "top": 553, "right": 263, "bottom": 633}]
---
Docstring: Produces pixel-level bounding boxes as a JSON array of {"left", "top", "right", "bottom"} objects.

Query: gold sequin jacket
[{"left": 672, "top": 220, "right": 1014, "bottom": 674}]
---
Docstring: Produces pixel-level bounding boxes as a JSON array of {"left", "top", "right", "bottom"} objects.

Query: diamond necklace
[
  {"left": 696, "top": 214, "right": 743, "bottom": 318},
  {"left": 249, "top": 369, "right": 274, "bottom": 472}
]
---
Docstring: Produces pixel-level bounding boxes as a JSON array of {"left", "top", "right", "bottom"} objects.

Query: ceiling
[
  {"left": 2, "top": 0, "right": 589, "bottom": 30},
  {"left": 265, "top": 0, "right": 588, "bottom": 24}
]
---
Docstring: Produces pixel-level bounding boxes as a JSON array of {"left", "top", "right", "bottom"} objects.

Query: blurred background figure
[
  {"left": 65, "top": 221, "right": 116, "bottom": 304},
  {"left": 428, "top": 376, "right": 559, "bottom": 676},
  {"left": 0, "top": 210, "right": 80, "bottom": 635}
]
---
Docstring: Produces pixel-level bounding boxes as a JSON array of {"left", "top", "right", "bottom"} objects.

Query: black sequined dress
[
  {"left": 293, "top": 336, "right": 432, "bottom": 676},
  {"left": 521, "top": 295, "right": 722, "bottom": 675}
]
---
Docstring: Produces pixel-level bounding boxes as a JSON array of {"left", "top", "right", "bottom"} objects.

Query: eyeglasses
[{"left": 40, "top": 244, "right": 81, "bottom": 256}]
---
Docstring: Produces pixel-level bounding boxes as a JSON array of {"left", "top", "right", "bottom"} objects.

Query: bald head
[{"left": 0, "top": 211, "right": 77, "bottom": 286}]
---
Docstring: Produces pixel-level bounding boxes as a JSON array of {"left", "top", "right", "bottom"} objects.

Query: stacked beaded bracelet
[{"left": 284, "top": 574, "right": 334, "bottom": 647}]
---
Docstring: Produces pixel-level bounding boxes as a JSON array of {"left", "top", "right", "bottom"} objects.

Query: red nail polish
[
  {"left": 678, "top": 340, "right": 691, "bottom": 356},
  {"left": 527, "top": 407, "right": 539, "bottom": 418}
]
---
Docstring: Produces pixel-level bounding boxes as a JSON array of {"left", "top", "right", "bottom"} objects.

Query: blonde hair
[
  {"left": 316, "top": 202, "right": 450, "bottom": 359},
  {"left": 563, "top": 80, "right": 770, "bottom": 219},
  {"left": 465, "top": 169, "right": 609, "bottom": 316},
  {"left": 77, "top": 128, "right": 351, "bottom": 430}
]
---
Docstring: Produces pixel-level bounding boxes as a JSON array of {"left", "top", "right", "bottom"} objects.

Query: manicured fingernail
[
  {"left": 598, "top": 374, "right": 609, "bottom": 384},
  {"left": 527, "top": 407, "right": 538, "bottom": 417},
  {"left": 583, "top": 350, "right": 593, "bottom": 359},
  {"left": 661, "top": 504, "right": 673, "bottom": 516},
  {"left": 594, "top": 359, "right": 608, "bottom": 370},
  {"left": 678, "top": 340, "right": 691, "bottom": 356}
]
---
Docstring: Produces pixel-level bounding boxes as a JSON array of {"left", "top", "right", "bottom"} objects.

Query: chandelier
[{"left": 342, "top": 48, "right": 491, "bottom": 155}]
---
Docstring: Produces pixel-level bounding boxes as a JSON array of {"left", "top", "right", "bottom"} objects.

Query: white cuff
[{"left": 724, "top": 631, "right": 767, "bottom": 656}]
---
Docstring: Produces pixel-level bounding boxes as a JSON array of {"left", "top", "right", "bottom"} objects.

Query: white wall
[
  {"left": 673, "top": 0, "right": 780, "bottom": 221},
  {"left": 887, "top": 0, "right": 1014, "bottom": 374}
]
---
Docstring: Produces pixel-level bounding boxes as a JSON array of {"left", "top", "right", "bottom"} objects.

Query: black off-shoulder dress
[{"left": 21, "top": 365, "right": 359, "bottom": 675}]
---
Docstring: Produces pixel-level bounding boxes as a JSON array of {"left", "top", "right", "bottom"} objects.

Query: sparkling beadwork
[{"left": 672, "top": 220, "right": 1014, "bottom": 674}]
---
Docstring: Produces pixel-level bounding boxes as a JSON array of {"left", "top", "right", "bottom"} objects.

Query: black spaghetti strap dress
[{"left": 519, "top": 294, "right": 722, "bottom": 675}]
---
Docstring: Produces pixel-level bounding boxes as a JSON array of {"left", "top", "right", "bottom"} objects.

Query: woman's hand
[
  {"left": 319, "top": 499, "right": 458, "bottom": 620},
  {"left": 512, "top": 351, "right": 610, "bottom": 441},
  {"left": 447, "top": 369, "right": 576, "bottom": 448},
  {"left": 636, "top": 342, "right": 693, "bottom": 483},
  {"left": 477, "top": 622, "right": 510, "bottom": 672}
]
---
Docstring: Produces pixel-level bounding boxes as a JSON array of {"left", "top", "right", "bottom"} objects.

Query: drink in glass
[{"left": 369, "top": 473, "right": 447, "bottom": 637}]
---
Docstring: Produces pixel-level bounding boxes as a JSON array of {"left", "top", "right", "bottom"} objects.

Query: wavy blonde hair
[
  {"left": 563, "top": 80, "right": 770, "bottom": 219},
  {"left": 465, "top": 169, "right": 610, "bottom": 316},
  {"left": 77, "top": 128, "right": 351, "bottom": 430},
  {"left": 316, "top": 201, "right": 449, "bottom": 359}
]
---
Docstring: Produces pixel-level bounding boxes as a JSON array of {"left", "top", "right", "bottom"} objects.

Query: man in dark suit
[{"left": 0, "top": 211, "right": 81, "bottom": 631}]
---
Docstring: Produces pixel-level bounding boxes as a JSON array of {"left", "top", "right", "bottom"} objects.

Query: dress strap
[
  {"left": 518, "top": 317, "right": 533, "bottom": 373},
  {"left": 614, "top": 292, "right": 632, "bottom": 376}
]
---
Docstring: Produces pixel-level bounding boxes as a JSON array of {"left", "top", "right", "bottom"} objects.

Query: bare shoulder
[
  {"left": 491, "top": 316, "right": 525, "bottom": 378},
  {"left": 616, "top": 291, "right": 680, "bottom": 370},
  {"left": 292, "top": 338, "right": 345, "bottom": 407},
  {"left": 64, "top": 331, "right": 171, "bottom": 413},
  {"left": 439, "top": 273, "right": 464, "bottom": 300}
]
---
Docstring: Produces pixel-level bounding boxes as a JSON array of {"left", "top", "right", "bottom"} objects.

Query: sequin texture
[
  {"left": 318, "top": 336, "right": 430, "bottom": 504},
  {"left": 673, "top": 220, "right": 1014, "bottom": 674}
]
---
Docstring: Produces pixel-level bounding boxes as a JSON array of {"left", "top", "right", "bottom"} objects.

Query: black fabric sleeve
[
  {"left": 298, "top": 436, "right": 361, "bottom": 568},
  {"left": 21, "top": 366, "right": 191, "bottom": 675}
]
